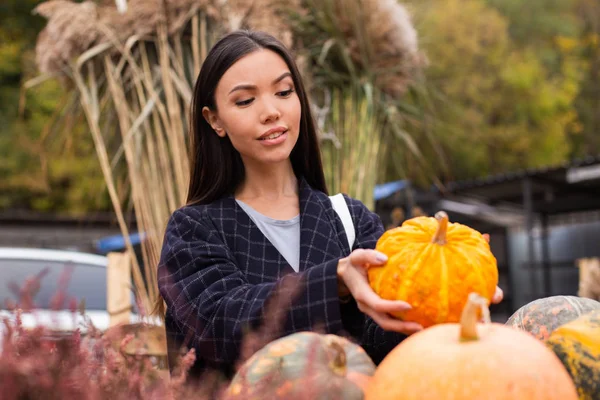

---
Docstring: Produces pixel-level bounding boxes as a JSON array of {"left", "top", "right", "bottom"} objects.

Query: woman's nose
[{"left": 260, "top": 99, "right": 281, "bottom": 124}]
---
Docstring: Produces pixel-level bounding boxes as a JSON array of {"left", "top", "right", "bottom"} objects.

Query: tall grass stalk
[
  {"left": 63, "top": 11, "right": 216, "bottom": 313},
  {"left": 320, "top": 86, "right": 384, "bottom": 210}
]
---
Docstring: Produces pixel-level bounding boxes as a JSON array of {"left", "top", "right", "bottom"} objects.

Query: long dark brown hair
[{"left": 186, "top": 30, "right": 328, "bottom": 205}]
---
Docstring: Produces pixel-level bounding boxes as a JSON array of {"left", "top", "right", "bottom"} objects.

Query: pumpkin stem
[
  {"left": 460, "top": 293, "right": 491, "bottom": 341},
  {"left": 326, "top": 338, "right": 348, "bottom": 376},
  {"left": 432, "top": 211, "right": 449, "bottom": 245}
]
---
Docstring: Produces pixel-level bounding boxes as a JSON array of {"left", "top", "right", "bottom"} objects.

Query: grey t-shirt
[{"left": 236, "top": 199, "right": 301, "bottom": 272}]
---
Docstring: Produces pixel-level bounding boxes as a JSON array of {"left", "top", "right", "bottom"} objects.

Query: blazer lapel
[
  {"left": 221, "top": 179, "right": 346, "bottom": 279},
  {"left": 222, "top": 196, "right": 295, "bottom": 282}
]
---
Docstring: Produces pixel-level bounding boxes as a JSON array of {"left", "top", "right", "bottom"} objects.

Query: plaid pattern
[{"left": 157, "top": 178, "right": 406, "bottom": 377}]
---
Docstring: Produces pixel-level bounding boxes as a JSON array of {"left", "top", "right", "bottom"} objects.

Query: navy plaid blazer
[{"left": 157, "top": 178, "right": 406, "bottom": 378}]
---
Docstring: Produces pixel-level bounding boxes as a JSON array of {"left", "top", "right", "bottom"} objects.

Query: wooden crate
[{"left": 577, "top": 257, "right": 600, "bottom": 301}]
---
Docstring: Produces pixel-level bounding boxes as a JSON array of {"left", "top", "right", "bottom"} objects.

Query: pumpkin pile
[
  {"left": 227, "top": 212, "right": 599, "bottom": 399},
  {"left": 368, "top": 211, "right": 498, "bottom": 327}
]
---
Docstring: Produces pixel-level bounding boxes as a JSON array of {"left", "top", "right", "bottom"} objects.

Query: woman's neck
[{"left": 235, "top": 159, "right": 298, "bottom": 201}]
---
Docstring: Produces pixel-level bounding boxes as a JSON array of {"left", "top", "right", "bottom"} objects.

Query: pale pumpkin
[
  {"left": 365, "top": 293, "right": 579, "bottom": 400},
  {"left": 368, "top": 211, "right": 498, "bottom": 327},
  {"left": 226, "top": 331, "right": 375, "bottom": 400},
  {"left": 546, "top": 310, "right": 600, "bottom": 400}
]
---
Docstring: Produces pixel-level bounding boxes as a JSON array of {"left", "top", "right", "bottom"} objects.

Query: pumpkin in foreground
[
  {"left": 506, "top": 295, "right": 600, "bottom": 341},
  {"left": 365, "top": 293, "right": 578, "bottom": 400},
  {"left": 546, "top": 310, "right": 600, "bottom": 400},
  {"left": 226, "top": 331, "right": 375, "bottom": 400},
  {"left": 369, "top": 211, "right": 498, "bottom": 327}
]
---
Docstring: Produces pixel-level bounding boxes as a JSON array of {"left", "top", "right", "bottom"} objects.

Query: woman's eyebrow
[
  {"left": 228, "top": 72, "right": 292, "bottom": 95},
  {"left": 229, "top": 84, "right": 255, "bottom": 94},
  {"left": 272, "top": 71, "right": 292, "bottom": 84}
]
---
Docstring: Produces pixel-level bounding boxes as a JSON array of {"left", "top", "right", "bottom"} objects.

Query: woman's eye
[
  {"left": 235, "top": 98, "right": 254, "bottom": 106},
  {"left": 277, "top": 89, "right": 295, "bottom": 97}
]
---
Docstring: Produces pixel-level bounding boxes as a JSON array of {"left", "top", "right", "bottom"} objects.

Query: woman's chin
[
  {"left": 261, "top": 154, "right": 294, "bottom": 165},
  {"left": 249, "top": 151, "right": 294, "bottom": 167}
]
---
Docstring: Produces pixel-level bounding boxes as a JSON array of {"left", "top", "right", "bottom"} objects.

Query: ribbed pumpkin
[
  {"left": 365, "top": 293, "right": 579, "bottom": 400},
  {"left": 226, "top": 332, "right": 375, "bottom": 400},
  {"left": 546, "top": 310, "right": 600, "bottom": 400},
  {"left": 368, "top": 211, "right": 498, "bottom": 327},
  {"left": 506, "top": 295, "right": 600, "bottom": 341}
]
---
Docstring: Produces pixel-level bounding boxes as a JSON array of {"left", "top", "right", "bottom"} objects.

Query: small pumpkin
[
  {"left": 226, "top": 331, "right": 375, "bottom": 400},
  {"left": 365, "top": 293, "right": 578, "bottom": 400},
  {"left": 369, "top": 211, "right": 498, "bottom": 327},
  {"left": 506, "top": 295, "right": 600, "bottom": 341},
  {"left": 546, "top": 310, "right": 600, "bottom": 400}
]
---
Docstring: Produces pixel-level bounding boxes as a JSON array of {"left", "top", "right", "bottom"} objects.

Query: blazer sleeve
[
  {"left": 157, "top": 207, "right": 346, "bottom": 368},
  {"left": 344, "top": 196, "right": 408, "bottom": 364}
]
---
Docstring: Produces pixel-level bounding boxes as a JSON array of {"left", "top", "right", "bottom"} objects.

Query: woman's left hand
[
  {"left": 483, "top": 233, "right": 504, "bottom": 305},
  {"left": 492, "top": 286, "right": 503, "bottom": 304}
]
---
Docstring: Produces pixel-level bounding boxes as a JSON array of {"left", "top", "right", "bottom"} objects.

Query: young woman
[{"left": 157, "top": 30, "right": 502, "bottom": 379}]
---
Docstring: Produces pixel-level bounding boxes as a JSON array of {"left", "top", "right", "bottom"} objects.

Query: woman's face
[{"left": 203, "top": 49, "right": 301, "bottom": 168}]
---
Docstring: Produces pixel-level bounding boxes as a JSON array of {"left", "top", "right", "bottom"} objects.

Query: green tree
[
  {"left": 405, "top": 0, "right": 581, "bottom": 180},
  {"left": 0, "top": 1, "right": 48, "bottom": 200},
  {"left": 570, "top": 0, "right": 600, "bottom": 155},
  {"left": 484, "top": 0, "right": 598, "bottom": 157},
  {"left": 484, "top": 0, "right": 581, "bottom": 56},
  {"left": 0, "top": 0, "right": 109, "bottom": 213}
]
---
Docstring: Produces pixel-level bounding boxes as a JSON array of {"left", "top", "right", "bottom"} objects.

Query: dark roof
[
  {"left": 0, "top": 209, "right": 136, "bottom": 228},
  {"left": 443, "top": 155, "right": 600, "bottom": 215}
]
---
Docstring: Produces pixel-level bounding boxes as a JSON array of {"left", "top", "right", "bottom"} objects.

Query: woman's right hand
[{"left": 337, "top": 249, "right": 423, "bottom": 335}]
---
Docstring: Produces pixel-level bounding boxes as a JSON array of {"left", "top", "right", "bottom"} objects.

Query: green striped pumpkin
[
  {"left": 546, "top": 310, "right": 600, "bottom": 400},
  {"left": 226, "top": 332, "right": 375, "bottom": 400},
  {"left": 506, "top": 295, "right": 600, "bottom": 341}
]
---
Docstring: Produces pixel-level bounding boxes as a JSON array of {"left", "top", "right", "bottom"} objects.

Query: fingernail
[{"left": 375, "top": 252, "right": 388, "bottom": 263}]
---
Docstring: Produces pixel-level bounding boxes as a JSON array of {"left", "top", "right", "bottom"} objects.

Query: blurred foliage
[
  {"left": 484, "top": 0, "right": 600, "bottom": 157},
  {"left": 0, "top": 0, "right": 109, "bottom": 213},
  {"left": 570, "top": 0, "right": 600, "bottom": 156},
  {"left": 404, "top": 0, "right": 586, "bottom": 180}
]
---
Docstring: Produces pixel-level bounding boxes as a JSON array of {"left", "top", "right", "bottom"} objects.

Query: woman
[{"left": 157, "top": 30, "right": 502, "bottom": 379}]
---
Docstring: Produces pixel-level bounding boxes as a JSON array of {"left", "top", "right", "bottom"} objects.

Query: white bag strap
[{"left": 329, "top": 193, "right": 355, "bottom": 251}]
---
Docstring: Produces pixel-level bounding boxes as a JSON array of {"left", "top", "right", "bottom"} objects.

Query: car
[{"left": 0, "top": 247, "right": 144, "bottom": 336}]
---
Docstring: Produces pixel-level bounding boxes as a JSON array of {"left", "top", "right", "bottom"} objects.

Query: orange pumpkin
[
  {"left": 368, "top": 211, "right": 498, "bottom": 327},
  {"left": 365, "top": 293, "right": 579, "bottom": 400}
]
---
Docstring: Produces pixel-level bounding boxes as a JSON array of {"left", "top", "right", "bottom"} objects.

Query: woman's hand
[
  {"left": 337, "top": 246, "right": 503, "bottom": 334},
  {"left": 337, "top": 249, "right": 423, "bottom": 335},
  {"left": 492, "top": 286, "right": 504, "bottom": 304},
  {"left": 483, "top": 233, "right": 504, "bottom": 305}
]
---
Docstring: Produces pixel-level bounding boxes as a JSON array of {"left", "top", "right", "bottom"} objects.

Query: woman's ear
[{"left": 202, "top": 106, "right": 226, "bottom": 137}]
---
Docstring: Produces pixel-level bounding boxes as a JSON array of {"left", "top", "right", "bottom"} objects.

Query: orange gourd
[
  {"left": 368, "top": 211, "right": 498, "bottom": 327},
  {"left": 365, "top": 293, "right": 579, "bottom": 400}
]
